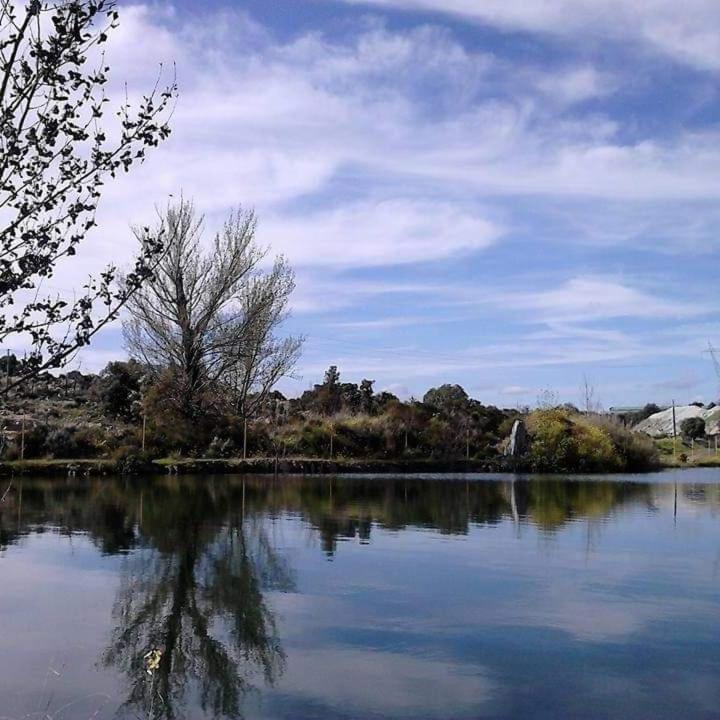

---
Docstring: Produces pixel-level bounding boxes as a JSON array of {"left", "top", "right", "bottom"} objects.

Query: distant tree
[
  {"left": 624, "top": 403, "right": 662, "bottom": 426},
  {"left": 0, "top": 353, "right": 19, "bottom": 377},
  {"left": 313, "top": 365, "right": 342, "bottom": 415},
  {"left": 375, "top": 391, "right": 399, "bottom": 410},
  {"left": 681, "top": 416, "right": 706, "bottom": 440},
  {"left": 579, "top": 375, "right": 605, "bottom": 414},
  {"left": 359, "top": 379, "right": 375, "bottom": 414},
  {"left": 324, "top": 366, "right": 340, "bottom": 387},
  {"left": 423, "top": 384, "right": 469, "bottom": 415},
  {"left": 536, "top": 389, "right": 560, "bottom": 410},
  {"left": 642, "top": 403, "right": 661, "bottom": 418},
  {"left": 0, "top": 0, "right": 176, "bottom": 394},
  {"left": 96, "top": 360, "right": 144, "bottom": 421}
]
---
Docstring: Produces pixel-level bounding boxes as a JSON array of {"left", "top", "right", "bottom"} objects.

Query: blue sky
[{"left": 62, "top": 0, "right": 720, "bottom": 406}]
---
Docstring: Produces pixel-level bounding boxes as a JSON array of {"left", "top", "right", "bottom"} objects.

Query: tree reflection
[{"left": 101, "top": 486, "right": 292, "bottom": 720}]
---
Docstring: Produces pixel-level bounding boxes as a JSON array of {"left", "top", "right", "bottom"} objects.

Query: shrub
[
  {"left": 19, "top": 424, "right": 49, "bottom": 459},
  {"left": 681, "top": 417, "right": 706, "bottom": 440},
  {"left": 111, "top": 445, "right": 153, "bottom": 474},
  {"left": 44, "top": 428, "right": 79, "bottom": 458},
  {"left": 590, "top": 416, "right": 659, "bottom": 471},
  {"left": 95, "top": 360, "right": 143, "bottom": 421},
  {"left": 526, "top": 409, "right": 658, "bottom": 472},
  {"left": 526, "top": 410, "right": 580, "bottom": 472}
]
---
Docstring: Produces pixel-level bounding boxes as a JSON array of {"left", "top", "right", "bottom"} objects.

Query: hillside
[{"left": 636, "top": 405, "right": 720, "bottom": 437}]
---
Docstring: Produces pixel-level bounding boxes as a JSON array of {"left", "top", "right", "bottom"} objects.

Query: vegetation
[
  {"left": 0, "top": 359, "right": 666, "bottom": 473},
  {"left": 681, "top": 416, "right": 706, "bottom": 440},
  {"left": 123, "top": 199, "right": 303, "bottom": 466},
  {"left": 0, "top": 0, "right": 176, "bottom": 391},
  {"left": 526, "top": 408, "right": 659, "bottom": 473}
]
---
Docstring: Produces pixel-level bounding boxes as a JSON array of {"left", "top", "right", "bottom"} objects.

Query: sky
[{"left": 42, "top": 0, "right": 720, "bottom": 407}]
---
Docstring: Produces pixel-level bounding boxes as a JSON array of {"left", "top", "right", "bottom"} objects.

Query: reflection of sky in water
[{"left": 0, "top": 472, "right": 719, "bottom": 719}]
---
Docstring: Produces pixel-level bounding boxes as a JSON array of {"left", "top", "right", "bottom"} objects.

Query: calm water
[{"left": 0, "top": 471, "right": 719, "bottom": 720}]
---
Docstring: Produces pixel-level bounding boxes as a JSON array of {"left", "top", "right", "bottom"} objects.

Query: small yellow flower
[{"left": 144, "top": 649, "right": 162, "bottom": 675}]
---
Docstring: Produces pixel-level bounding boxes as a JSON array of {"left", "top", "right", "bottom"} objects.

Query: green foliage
[
  {"left": 625, "top": 403, "right": 662, "bottom": 426},
  {"left": 423, "top": 384, "right": 469, "bottom": 414},
  {"left": 111, "top": 446, "right": 154, "bottom": 474},
  {"left": 527, "top": 409, "right": 658, "bottom": 473},
  {"left": 681, "top": 416, "right": 706, "bottom": 440},
  {"left": 527, "top": 410, "right": 580, "bottom": 472},
  {"left": 592, "top": 416, "right": 659, "bottom": 471},
  {"left": 96, "top": 361, "right": 144, "bottom": 421},
  {"left": 45, "top": 428, "right": 77, "bottom": 458}
]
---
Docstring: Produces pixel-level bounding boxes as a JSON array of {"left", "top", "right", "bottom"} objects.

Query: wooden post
[
  {"left": 4, "top": 349, "right": 9, "bottom": 391},
  {"left": 330, "top": 430, "right": 334, "bottom": 459},
  {"left": 20, "top": 414, "right": 25, "bottom": 461},
  {"left": 141, "top": 413, "right": 147, "bottom": 453},
  {"left": 672, "top": 400, "right": 677, "bottom": 459},
  {"left": 466, "top": 429, "right": 470, "bottom": 460},
  {"left": 243, "top": 418, "right": 248, "bottom": 460},
  {"left": 691, "top": 437, "right": 694, "bottom": 462}
]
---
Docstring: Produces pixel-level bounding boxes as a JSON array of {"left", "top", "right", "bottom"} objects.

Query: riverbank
[
  {"left": 1, "top": 454, "right": 707, "bottom": 477},
  {"left": 0, "top": 456, "right": 530, "bottom": 477}
]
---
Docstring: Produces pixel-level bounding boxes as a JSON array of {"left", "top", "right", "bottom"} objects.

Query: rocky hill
[{"left": 636, "top": 405, "right": 720, "bottom": 437}]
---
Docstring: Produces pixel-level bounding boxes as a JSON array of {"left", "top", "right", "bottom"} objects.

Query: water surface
[{"left": 0, "top": 470, "right": 719, "bottom": 719}]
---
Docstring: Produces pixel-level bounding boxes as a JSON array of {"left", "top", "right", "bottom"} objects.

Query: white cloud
[
  {"left": 504, "top": 277, "right": 703, "bottom": 322},
  {"left": 262, "top": 199, "right": 502, "bottom": 267},
  {"left": 336, "top": 0, "right": 720, "bottom": 70},
  {"left": 530, "top": 65, "right": 615, "bottom": 104},
  {"left": 500, "top": 385, "right": 533, "bottom": 396}
]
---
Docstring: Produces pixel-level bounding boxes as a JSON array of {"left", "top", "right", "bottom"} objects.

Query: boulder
[{"left": 505, "top": 419, "right": 529, "bottom": 457}]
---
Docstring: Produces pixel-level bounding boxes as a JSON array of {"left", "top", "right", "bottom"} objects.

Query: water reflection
[
  {"left": 5, "top": 474, "right": 717, "bottom": 554},
  {"left": 103, "top": 516, "right": 290, "bottom": 718},
  {"left": 0, "top": 472, "right": 719, "bottom": 719}
]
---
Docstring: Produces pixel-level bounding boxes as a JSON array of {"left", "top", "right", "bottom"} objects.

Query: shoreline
[
  {"left": 0, "top": 455, "right": 699, "bottom": 477},
  {"left": 0, "top": 457, "right": 525, "bottom": 477}
]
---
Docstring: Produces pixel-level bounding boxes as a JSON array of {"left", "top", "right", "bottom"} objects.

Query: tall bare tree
[
  {"left": 0, "top": 1, "right": 176, "bottom": 394},
  {"left": 124, "top": 199, "right": 302, "bottom": 421},
  {"left": 224, "top": 257, "right": 302, "bottom": 457}
]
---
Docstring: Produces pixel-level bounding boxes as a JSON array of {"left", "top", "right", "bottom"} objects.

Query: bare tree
[
  {"left": 580, "top": 375, "right": 602, "bottom": 414},
  {"left": 223, "top": 257, "right": 303, "bottom": 457},
  {"left": 124, "top": 199, "right": 302, "bottom": 421},
  {"left": 0, "top": 1, "right": 176, "bottom": 394}
]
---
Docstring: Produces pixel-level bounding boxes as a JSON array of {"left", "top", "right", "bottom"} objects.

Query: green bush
[
  {"left": 44, "top": 428, "right": 79, "bottom": 458},
  {"left": 526, "top": 409, "right": 658, "bottom": 473},
  {"left": 111, "top": 445, "right": 154, "bottom": 474},
  {"left": 681, "top": 416, "right": 706, "bottom": 440}
]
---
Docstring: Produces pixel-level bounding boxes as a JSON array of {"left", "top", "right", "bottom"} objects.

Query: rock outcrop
[{"left": 505, "top": 419, "right": 529, "bottom": 457}]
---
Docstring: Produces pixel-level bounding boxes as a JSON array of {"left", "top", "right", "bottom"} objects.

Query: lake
[{"left": 0, "top": 470, "right": 719, "bottom": 719}]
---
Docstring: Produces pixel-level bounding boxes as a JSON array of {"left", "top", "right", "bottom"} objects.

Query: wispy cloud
[{"left": 334, "top": 0, "right": 720, "bottom": 70}]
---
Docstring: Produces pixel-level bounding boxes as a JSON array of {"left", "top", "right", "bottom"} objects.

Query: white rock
[{"left": 635, "top": 405, "right": 720, "bottom": 437}]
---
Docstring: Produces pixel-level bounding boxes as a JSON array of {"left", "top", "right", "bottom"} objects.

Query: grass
[{"left": 655, "top": 437, "right": 720, "bottom": 467}]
